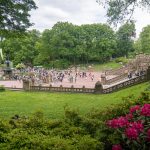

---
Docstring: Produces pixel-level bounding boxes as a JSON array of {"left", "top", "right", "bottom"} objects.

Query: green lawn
[
  {"left": 0, "top": 82, "right": 149, "bottom": 119},
  {"left": 92, "top": 61, "right": 122, "bottom": 71},
  {"left": 79, "top": 61, "right": 122, "bottom": 71}
]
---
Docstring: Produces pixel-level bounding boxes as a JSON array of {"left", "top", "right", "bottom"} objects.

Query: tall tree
[
  {"left": 1, "top": 30, "right": 40, "bottom": 65},
  {"left": 0, "top": 0, "right": 37, "bottom": 37},
  {"left": 115, "top": 22, "right": 135, "bottom": 57},
  {"left": 134, "top": 39, "right": 142, "bottom": 54},
  {"left": 37, "top": 22, "right": 117, "bottom": 67},
  {"left": 139, "top": 25, "right": 150, "bottom": 54}
]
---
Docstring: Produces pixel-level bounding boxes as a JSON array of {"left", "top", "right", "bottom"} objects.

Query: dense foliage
[
  {"left": 0, "top": 85, "right": 5, "bottom": 92},
  {"left": 1, "top": 30, "right": 40, "bottom": 65},
  {"left": 0, "top": 0, "right": 37, "bottom": 37},
  {"left": 115, "top": 22, "right": 135, "bottom": 57},
  {"left": 1, "top": 22, "right": 136, "bottom": 68},
  {"left": 134, "top": 25, "right": 150, "bottom": 54},
  {"left": 0, "top": 92, "right": 149, "bottom": 149}
]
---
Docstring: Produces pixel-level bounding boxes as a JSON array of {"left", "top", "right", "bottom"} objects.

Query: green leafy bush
[
  {"left": 0, "top": 86, "right": 5, "bottom": 92},
  {"left": 45, "top": 59, "right": 71, "bottom": 69},
  {"left": 16, "top": 63, "right": 25, "bottom": 69},
  {"left": 0, "top": 92, "right": 149, "bottom": 149},
  {"left": 115, "top": 57, "right": 128, "bottom": 65}
]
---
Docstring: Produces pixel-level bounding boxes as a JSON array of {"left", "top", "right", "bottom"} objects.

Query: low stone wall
[
  {"left": 103, "top": 74, "right": 147, "bottom": 94},
  {"left": 30, "top": 85, "right": 95, "bottom": 93},
  {"left": 23, "top": 66, "right": 150, "bottom": 94},
  {"left": 104, "top": 73, "right": 128, "bottom": 85},
  {"left": 105, "top": 66, "right": 129, "bottom": 76},
  {"left": 105, "top": 54, "right": 150, "bottom": 76}
]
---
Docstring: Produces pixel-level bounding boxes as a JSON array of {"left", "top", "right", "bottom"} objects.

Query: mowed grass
[{"left": 0, "top": 82, "right": 149, "bottom": 119}]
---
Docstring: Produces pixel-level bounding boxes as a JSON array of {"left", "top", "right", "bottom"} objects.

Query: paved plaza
[
  {"left": 0, "top": 72, "right": 102, "bottom": 89},
  {"left": 0, "top": 80, "right": 23, "bottom": 89}
]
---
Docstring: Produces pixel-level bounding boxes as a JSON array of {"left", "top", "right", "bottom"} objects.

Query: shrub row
[{"left": 0, "top": 92, "right": 149, "bottom": 149}]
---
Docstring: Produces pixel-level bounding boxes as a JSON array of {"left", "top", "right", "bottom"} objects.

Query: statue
[{"left": 2, "top": 53, "right": 13, "bottom": 80}]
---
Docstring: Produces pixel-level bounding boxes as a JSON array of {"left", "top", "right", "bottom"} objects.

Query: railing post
[
  {"left": 71, "top": 85, "right": 74, "bottom": 92},
  {"left": 101, "top": 74, "right": 106, "bottom": 85},
  {"left": 82, "top": 85, "right": 85, "bottom": 92},
  {"left": 22, "top": 79, "right": 30, "bottom": 91},
  {"left": 147, "top": 66, "right": 150, "bottom": 81},
  {"left": 49, "top": 84, "right": 52, "bottom": 91},
  {"left": 94, "top": 81, "right": 103, "bottom": 94},
  {"left": 60, "top": 85, "right": 63, "bottom": 91}
]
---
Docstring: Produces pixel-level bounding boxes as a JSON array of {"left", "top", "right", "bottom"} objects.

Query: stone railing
[
  {"left": 23, "top": 66, "right": 150, "bottom": 94},
  {"left": 29, "top": 85, "right": 95, "bottom": 93},
  {"left": 105, "top": 66, "right": 129, "bottom": 76},
  {"left": 105, "top": 54, "right": 150, "bottom": 76},
  {"left": 102, "top": 74, "right": 147, "bottom": 94},
  {"left": 104, "top": 73, "right": 128, "bottom": 85}
]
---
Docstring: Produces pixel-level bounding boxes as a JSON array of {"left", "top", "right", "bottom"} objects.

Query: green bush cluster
[
  {"left": 44, "top": 59, "right": 71, "bottom": 69},
  {"left": 0, "top": 92, "right": 149, "bottom": 149},
  {"left": 0, "top": 86, "right": 5, "bottom": 92},
  {"left": 115, "top": 57, "right": 128, "bottom": 65}
]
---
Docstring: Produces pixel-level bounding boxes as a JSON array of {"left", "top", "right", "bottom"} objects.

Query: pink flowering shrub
[
  {"left": 125, "top": 127, "right": 139, "bottom": 140},
  {"left": 141, "top": 104, "right": 150, "bottom": 116},
  {"left": 112, "top": 144, "right": 122, "bottom": 150},
  {"left": 106, "top": 104, "right": 150, "bottom": 149},
  {"left": 130, "top": 105, "right": 140, "bottom": 113},
  {"left": 107, "top": 117, "right": 129, "bottom": 128},
  {"left": 147, "top": 129, "right": 150, "bottom": 142}
]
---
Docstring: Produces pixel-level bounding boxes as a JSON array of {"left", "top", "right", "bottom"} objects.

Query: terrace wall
[{"left": 24, "top": 66, "right": 150, "bottom": 94}]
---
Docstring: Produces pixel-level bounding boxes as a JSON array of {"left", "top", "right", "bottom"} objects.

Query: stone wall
[{"left": 23, "top": 66, "right": 150, "bottom": 94}]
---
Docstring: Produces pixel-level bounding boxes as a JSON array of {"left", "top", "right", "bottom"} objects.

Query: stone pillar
[
  {"left": 147, "top": 66, "right": 150, "bottom": 81},
  {"left": 22, "top": 79, "right": 30, "bottom": 91},
  {"left": 94, "top": 81, "right": 103, "bottom": 94},
  {"left": 101, "top": 74, "right": 106, "bottom": 85}
]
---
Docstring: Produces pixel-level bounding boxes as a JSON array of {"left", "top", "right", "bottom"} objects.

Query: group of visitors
[
  {"left": 128, "top": 69, "right": 146, "bottom": 79},
  {"left": 7, "top": 66, "right": 96, "bottom": 86}
]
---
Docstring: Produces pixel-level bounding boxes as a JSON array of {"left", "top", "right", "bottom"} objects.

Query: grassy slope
[
  {"left": 0, "top": 82, "right": 149, "bottom": 119},
  {"left": 79, "top": 61, "right": 122, "bottom": 71},
  {"left": 93, "top": 61, "right": 122, "bottom": 71}
]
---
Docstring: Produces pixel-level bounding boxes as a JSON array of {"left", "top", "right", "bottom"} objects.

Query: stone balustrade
[{"left": 23, "top": 66, "right": 150, "bottom": 94}]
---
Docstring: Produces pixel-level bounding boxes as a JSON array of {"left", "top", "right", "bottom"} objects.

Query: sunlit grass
[{"left": 0, "top": 82, "right": 149, "bottom": 119}]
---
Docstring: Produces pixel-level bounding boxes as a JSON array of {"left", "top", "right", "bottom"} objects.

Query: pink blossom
[
  {"left": 130, "top": 105, "right": 140, "bottom": 114},
  {"left": 129, "top": 121, "right": 144, "bottom": 133},
  {"left": 125, "top": 127, "right": 139, "bottom": 140},
  {"left": 141, "top": 104, "right": 150, "bottom": 116},
  {"left": 146, "top": 129, "right": 150, "bottom": 142},
  {"left": 112, "top": 144, "right": 122, "bottom": 150},
  {"left": 107, "top": 119, "right": 119, "bottom": 129},
  {"left": 125, "top": 113, "right": 133, "bottom": 120},
  {"left": 107, "top": 117, "right": 128, "bottom": 129},
  {"left": 117, "top": 116, "right": 129, "bottom": 127}
]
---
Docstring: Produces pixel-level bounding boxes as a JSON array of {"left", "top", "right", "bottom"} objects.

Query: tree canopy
[
  {"left": 97, "top": 0, "right": 150, "bottom": 25},
  {"left": 1, "top": 21, "right": 138, "bottom": 68},
  {"left": 134, "top": 25, "right": 150, "bottom": 54},
  {"left": 115, "top": 22, "right": 135, "bottom": 57},
  {"left": 0, "top": 0, "right": 37, "bottom": 37}
]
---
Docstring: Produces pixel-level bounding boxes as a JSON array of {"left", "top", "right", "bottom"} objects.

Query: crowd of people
[
  {"left": 9, "top": 67, "right": 96, "bottom": 87},
  {"left": 127, "top": 69, "right": 146, "bottom": 79},
  {"left": 0, "top": 65, "right": 147, "bottom": 88}
]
